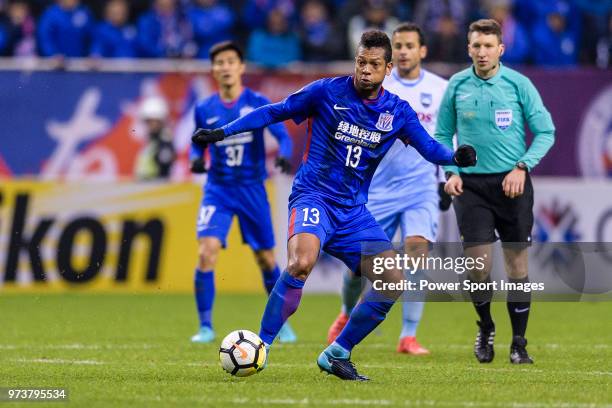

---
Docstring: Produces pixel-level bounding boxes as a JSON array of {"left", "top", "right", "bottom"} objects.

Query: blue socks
[
  {"left": 259, "top": 271, "right": 304, "bottom": 345},
  {"left": 335, "top": 289, "right": 395, "bottom": 352},
  {"left": 194, "top": 269, "right": 215, "bottom": 328},
  {"left": 261, "top": 265, "right": 281, "bottom": 295},
  {"left": 194, "top": 263, "right": 280, "bottom": 330}
]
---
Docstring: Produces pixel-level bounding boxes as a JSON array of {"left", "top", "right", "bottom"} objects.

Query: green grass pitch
[{"left": 0, "top": 293, "right": 610, "bottom": 407}]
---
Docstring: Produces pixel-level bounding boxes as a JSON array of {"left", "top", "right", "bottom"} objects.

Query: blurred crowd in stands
[{"left": 0, "top": 0, "right": 609, "bottom": 68}]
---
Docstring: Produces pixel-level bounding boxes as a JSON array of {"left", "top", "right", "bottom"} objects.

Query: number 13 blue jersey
[{"left": 222, "top": 76, "right": 454, "bottom": 206}]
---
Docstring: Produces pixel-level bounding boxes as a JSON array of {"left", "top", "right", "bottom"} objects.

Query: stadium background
[{"left": 0, "top": 0, "right": 611, "bottom": 294}]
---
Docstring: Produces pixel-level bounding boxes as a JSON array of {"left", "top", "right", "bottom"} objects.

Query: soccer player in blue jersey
[
  {"left": 193, "top": 31, "right": 477, "bottom": 380},
  {"left": 327, "top": 22, "right": 450, "bottom": 356},
  {"left": 189, "top": 41, "right": 297, "bottom": 344}
]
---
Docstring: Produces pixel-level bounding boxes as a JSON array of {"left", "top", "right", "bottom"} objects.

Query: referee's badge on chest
[
  {"left": 375, "top": 112, "right": 394, "bottom": 131},
  {"left": 495, "top": 109, "right": 513, "bottom": 130}
]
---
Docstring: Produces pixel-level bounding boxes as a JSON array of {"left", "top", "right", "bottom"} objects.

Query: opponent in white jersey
[{"left": 327, "top": 23, "right": 449, "bottom": 355}]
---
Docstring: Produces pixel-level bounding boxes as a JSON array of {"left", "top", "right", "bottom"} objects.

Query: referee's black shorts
[{"left": 453, "top": 172, "right": 533, "bottom": 248}]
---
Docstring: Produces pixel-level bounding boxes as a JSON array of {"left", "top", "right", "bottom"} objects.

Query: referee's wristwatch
[
  {"left": 444, "top": 171, "right": 456, "bottom": 181},
  {"left": 515, "top": 161, "right": 528, "bottom": 172}
]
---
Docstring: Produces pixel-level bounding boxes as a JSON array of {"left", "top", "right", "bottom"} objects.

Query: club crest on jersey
[
  {"left": 495, "top": 109, "right": 513, "bottom": 130},
  {"left": 420, "top": 92, "right": 432, "bottom": 108},
  {"left": 375, "top": 112, "right": 394, "bottom": 131}
]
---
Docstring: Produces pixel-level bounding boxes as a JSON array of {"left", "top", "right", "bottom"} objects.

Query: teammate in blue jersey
[
  {"left": 327, "top": 23, "right": 451, "bottom": 356},
  {"left": 189, "top": 41, "right": 296, "bottom": 344},
  {"left": 193, "top": 31, "right": 477, "bottom": 380}
]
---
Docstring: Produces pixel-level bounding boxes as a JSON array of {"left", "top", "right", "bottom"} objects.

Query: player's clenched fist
[
  {"left": 452, "top": 144, "right": 477, "bottom": 167},
  {"left": 192, "top": 128, "right": 226, "bottom": 145}
]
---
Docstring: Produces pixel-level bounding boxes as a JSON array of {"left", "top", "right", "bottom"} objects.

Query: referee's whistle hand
[
  {"left": 444, "top": 175, "right": 463, "bottom": 196},
  {"left": 453, "top": 145, "right": 477, "bottom": 167},
  {"left": 192, "top": 128, "right": 225, "bottom": 145},
  {"left": 502, "top": 168, "right": 526, "bottom": 199}
]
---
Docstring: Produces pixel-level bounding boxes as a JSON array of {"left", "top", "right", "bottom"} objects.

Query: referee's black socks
[
  {"left": 506, "top": 277, "right": 532, "bottom": 338},
  {"left": 468, "top": 277, "right": 494, "bottom": 327}
]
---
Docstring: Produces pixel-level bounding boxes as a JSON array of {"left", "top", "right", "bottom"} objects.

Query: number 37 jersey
[
  {"left": 282, "top": 76, "right": 453, "bottom": 207},
  {"left": 192, "top": 88, "right": 292, "bottom": 185}
]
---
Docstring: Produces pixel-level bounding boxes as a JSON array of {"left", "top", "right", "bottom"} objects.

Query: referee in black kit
[{"left": 435, "top": 20, "right": 555, "bottom": 364}]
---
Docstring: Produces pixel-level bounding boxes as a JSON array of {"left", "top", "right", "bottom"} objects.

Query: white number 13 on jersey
[
  {"left": 302, "top": 208, "right": 320, "bottom": 226},
  {"left": 345, "top": 145, "right": 362, "bottom": 168}
]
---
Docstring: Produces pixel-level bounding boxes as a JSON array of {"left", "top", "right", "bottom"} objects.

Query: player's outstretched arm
[
  {"left": 192, "top": 80, "right": 323, "bottom": 147},
  {"left": 410, "top": 134, "right": 476, "bottom": 167},
  {"left": 257, "top": 93, "right": 294, "bottom": 163},
  {"left": 191, "top": 102, "right": 294, "bottom": 146},
  {"left": 401, "top": 102, "right": 476, "bottom": 167},
  {"left": 453, "top": 145, "right": 477, "bottom": 167},
  {"left": 401, "top": 102, "right": 452, "bottom": 165}
]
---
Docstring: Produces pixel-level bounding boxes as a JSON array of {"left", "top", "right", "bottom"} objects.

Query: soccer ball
[{"left": 219, "top": 330, "right": 267, "bottom": 377}]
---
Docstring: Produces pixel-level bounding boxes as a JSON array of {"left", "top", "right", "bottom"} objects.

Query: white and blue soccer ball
[{"left": 219, "top": 330, "right": 266, "bottom": 377}]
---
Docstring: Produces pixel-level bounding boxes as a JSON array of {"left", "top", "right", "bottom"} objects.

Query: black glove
[
  {"left": 192, "top": 128, "right": 225, "bottom": 146},
  {"left": 275, "top": 157, "right": 292, "bottom": 174},
  {"left": 438, "top": 182, "right": 452, "bottom": 211},
  {"left": 453, "top": 144, "right": 477, "bottom": 167},
  {"left": 190, "top": 158, "right": 206, "bottom": 174}
]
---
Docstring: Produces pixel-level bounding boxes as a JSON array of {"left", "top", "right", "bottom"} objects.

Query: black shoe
[
  {"left": 318, "top": 353, "right": 370, "bottom": 381},
  {"left": 474, "top": 320, "right": 495, "bottom": 363},
  {"left": 510, "top": 336, "right": 534, "bottom": 364}
]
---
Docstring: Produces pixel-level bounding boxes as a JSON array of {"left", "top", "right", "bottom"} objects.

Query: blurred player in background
[
  {"left": 436, "top": 19, "right": 555, "bottom": 364},
  {"left": 189, "top": 41, "right": 296, "bottom": 344},
  {"left": 327, "top": 22, "right": 451, "bottom": 355},
  {"left": 193, "top": 30, "right": 477, "bottom": 380},
  {"left": 134, "top": 96, "right": 176, "bottom": 180}
]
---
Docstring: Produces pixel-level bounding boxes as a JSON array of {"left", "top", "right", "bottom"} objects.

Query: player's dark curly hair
[
  {"left": 209, "top": 41, "right": 244, "bottom": 63},
  {"left": 358, "top": 30, "right": 392, "bottom": 63}
]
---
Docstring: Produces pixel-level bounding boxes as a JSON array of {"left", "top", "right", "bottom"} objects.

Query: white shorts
[{"left": 366, "top": 188, "right": 439, "bottom": 242}]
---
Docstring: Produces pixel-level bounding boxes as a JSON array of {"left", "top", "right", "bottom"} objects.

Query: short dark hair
[
  {"left": 209, "top": 41, "right": 244, "bottom": 63},
  {"left": 468, "top": 19, "right": 503, "bottom": 43},
  {"left": 358, "top": 30, "right": 392, "bottom": 63},
  {"left": 392, "top": 22, "right": 426, "bottom": 47}
]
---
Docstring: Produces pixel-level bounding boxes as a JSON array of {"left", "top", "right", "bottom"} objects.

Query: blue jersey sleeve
[
  {"left": 257, "top": 95, "right": 293, "bottom": 158},
  {"left": 222, "top": 79, "right": 324, "bottom": 136},
  {"left": 401, "top": 103, "right": 455, "bottom": 166}
]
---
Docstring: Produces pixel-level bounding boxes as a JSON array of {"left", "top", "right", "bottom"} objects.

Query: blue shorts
[
  {"left": 197, "top": 182, "right": 275, "bottom": 251},
  {"left": 287, "top": 193, "right": 392, "bottom": 272},
  {"left": 367, "top": 188, "right": 439, "bottom": 242}
]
